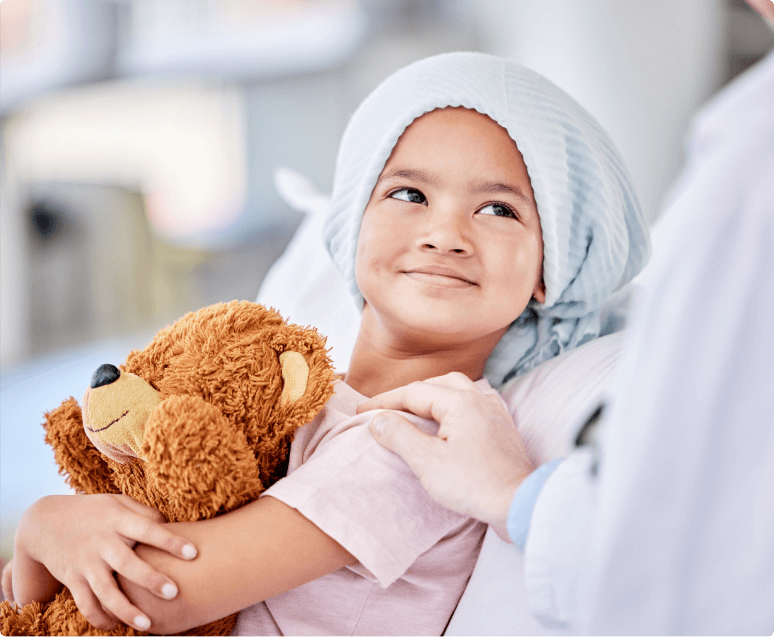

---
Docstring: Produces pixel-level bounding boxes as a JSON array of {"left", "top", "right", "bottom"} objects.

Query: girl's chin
[
  {"left": 390, "top": 318, "right": 504, "bottom": 348},
  {"left": 361, "top": 299, "right": 511, "bottom": 346}
]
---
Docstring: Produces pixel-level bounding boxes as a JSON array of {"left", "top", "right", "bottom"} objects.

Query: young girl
[{"left": 9, "top": 52, "right": 649, "bottom": 635}]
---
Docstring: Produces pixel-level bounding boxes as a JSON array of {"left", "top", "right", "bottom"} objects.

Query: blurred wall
[
  {"left": 0, "top": 0, "right": 478, "bottom": 368},
  {"left": 2, "top": 0, "right": 772, "bottom": 369}
]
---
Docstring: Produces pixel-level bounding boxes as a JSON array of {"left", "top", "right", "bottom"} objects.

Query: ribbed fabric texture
[{"left": 323, "top": 52, "right": 650, "bottom": 387}]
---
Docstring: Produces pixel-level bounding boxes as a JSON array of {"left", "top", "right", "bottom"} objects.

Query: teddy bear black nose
[{"left": 91, "top": 363, "right": 121, "bottom": 389}]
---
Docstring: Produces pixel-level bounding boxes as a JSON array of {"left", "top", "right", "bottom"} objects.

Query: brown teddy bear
[{"left": 0, "top": 300, "right": 335, "bottom": 636}]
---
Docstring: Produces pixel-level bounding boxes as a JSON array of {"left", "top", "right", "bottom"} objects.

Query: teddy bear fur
[{"left": 0, "top": 300, "right": 335, "bottom": 636}]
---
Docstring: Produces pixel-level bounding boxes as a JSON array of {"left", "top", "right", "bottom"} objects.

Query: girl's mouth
[
  {"left": 402, "top": 265, "right": 477, "bottom": 288},
  {"left": 404, "top": 272, "right": 476, "bottom": 288}
]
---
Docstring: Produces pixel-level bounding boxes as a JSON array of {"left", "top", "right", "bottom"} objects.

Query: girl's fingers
[
  {"left": 99, "top": 604, "right": 120, "bottom": 625},
  {"left": 24, "top": 494, "right": 194, "bottom": 632},
  {"left": 113, "top": 493, "right": 167, "bottom": 523},
  {"left": 68, "top": 578, "right": 118, "bottom": 632},
  {"left": 101, "top": 541, "right": 179, "bottom": 601},
  {"left": 113, "top": 497, "right": 197, "bottom": 560},
  {"left": 123, "top": 514, "right": 197, "bottom": 560},
  {"left": 1, "top": 559, "right": 13, "bottom": 602},
  {"left": 83, "top": 569, "right": 152, "bottom": 633}
]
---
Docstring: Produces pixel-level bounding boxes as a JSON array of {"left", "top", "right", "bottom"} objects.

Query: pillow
[
  {"left": 500, "top": 331, "right": 624, "bottom": 464},
  {"left": 445, "top": 332, "right": 623, "bottom": 635},
  {"left": 256, "top": 168, "right": 360, "bottom": 371}
]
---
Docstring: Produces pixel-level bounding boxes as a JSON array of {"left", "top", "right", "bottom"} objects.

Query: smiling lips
[{"left": 401, "top": 265, "right": 476, "bottom": 288}]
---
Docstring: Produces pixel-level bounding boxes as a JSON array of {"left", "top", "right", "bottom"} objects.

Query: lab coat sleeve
[{"left": 522, "top": 449, "right": 597, "bottom": 629}]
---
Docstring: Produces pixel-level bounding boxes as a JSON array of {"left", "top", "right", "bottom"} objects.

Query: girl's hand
[
  {"left": 357, "top": 372, "right": 535, "bottom": 541},
  {"left": 15, "top": 493, "right": 198, "bottom": 632},
  {"left": 2, "top": 558, "right": 13, "bottom": 601}
]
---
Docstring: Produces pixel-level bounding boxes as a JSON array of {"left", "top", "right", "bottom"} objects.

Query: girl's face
[{"left": 355, "top": 107, "right": 545, "bottom": 349}]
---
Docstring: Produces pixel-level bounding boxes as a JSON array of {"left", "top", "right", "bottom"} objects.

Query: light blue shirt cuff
[{"left": 507, "top": 458, "right": 564, "bottom": 550}]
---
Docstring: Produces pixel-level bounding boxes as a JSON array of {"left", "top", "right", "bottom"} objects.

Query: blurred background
[{"left": 1, "top": 0, "right": 772, "bottom": 569}]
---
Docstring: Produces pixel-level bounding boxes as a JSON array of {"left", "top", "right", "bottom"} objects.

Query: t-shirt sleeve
[{"left": 262, "top": 414, "right": 471, "bottom": 588}]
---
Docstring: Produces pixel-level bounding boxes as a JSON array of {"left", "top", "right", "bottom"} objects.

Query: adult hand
[
  {"left": 14, "top": 493, "right": 198, "bottom": 632},
  {"left": 357, "top": 372, "right": 534, "bottom": 542}
]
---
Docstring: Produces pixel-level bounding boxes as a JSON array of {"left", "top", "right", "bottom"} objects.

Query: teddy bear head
[{"left": 45, "top": 301, "right": 335, "bottom": 519}]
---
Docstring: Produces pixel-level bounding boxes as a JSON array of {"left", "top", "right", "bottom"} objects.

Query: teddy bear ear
[
  {"left": 273, "top": 340, "right": 336, "bottom": 432},
  {"left": 44, "top": 398, "right": 119, "bottom": 495},
  {"left": 279, "top": 351, "right": 310, "bottom": 404}
]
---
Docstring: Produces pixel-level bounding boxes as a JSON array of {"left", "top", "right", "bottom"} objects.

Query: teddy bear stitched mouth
[{"left": 85, "top": 410, "right": 129, "bottom": 433}]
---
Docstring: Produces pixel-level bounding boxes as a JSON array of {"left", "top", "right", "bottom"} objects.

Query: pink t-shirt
[{"left": 233, "top": 378, "right": 496, "bottom": 636}]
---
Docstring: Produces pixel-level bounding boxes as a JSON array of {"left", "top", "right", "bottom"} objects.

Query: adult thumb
[{"left": 369, "top": 412, "right": 438, "bottom": 473}]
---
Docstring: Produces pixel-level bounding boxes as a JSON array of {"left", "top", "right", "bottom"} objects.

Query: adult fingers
[
  {"left": 357, "top": 372, "right": 477, "bottom": 415},
  {"left": 357, "top": 382, "right": 459, "bottom": 423},
  {"left": 422, "top": 371, "right": 479, "bottom": 391},
  {"left": 111, "top": 497, "right": 197, "bottom": 560},
  {"left": 370, "top": 410, "right": 489, "bottom": 519},
  {"left": 369, "top": 411, "right": 444, "bottom": 478}
]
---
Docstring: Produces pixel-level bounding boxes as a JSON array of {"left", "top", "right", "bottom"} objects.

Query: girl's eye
[
  {"left": 389, "top": 188, "right": 427, "bottom": 204},
  {"left": 477, "top": 203, "right": 517, "bottom": 219}
]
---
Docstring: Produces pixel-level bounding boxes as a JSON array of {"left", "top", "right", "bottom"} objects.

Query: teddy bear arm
[
  {"left": 44, "top": 398, "right": 119, "bottom": 495},
  {"left": 142, "top": 395, "right": 265, "bottom": 523}
]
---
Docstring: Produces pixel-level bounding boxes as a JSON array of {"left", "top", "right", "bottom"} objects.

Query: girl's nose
[{"left": 417, "top": 207, "right": 473, "bottom": 256}]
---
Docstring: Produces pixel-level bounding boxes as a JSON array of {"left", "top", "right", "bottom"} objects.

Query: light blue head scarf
[{"left": 323, "top": 52, "right": 650, "bottom": 387}]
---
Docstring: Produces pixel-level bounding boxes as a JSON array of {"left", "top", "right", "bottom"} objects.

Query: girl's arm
[
  {"left": 12, "top": 494, "right": 199, "bottom": 632},
  {"left": 118, "top": 496, "right": 356, "bottom": 634}
]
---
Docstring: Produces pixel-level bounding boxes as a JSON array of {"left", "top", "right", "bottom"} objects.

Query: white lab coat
[{"left": 524, "top": 51, "right": 774, "bottom": 635}]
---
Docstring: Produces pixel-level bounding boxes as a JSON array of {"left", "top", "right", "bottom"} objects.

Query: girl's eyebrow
[
  {"left": 376, "top": 168, "right": 439, "bottom": 187},
  {"left": 377, "top": 168, "right": 533, "bottom": 207},
  {"left": 471, "top": 181, "right": 533, "bottom": 206}
]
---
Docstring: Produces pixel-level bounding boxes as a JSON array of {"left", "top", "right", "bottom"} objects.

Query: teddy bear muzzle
[{"left": 82, "top": 368, "right": 162, "bottom": 464}]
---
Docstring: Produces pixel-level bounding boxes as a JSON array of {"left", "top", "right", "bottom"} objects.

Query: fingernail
[
  {"left": 134, "top": 615, "right": 151, "bottom": 631},
  {"left": 161, "top": 582, "right": 178, "bottom": 599},
  {"left": 182, "top": 544, "right": 197, "bottom": 559},
  {"left": 371, "top": 414, "right": 387, "bottom": 435}
]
